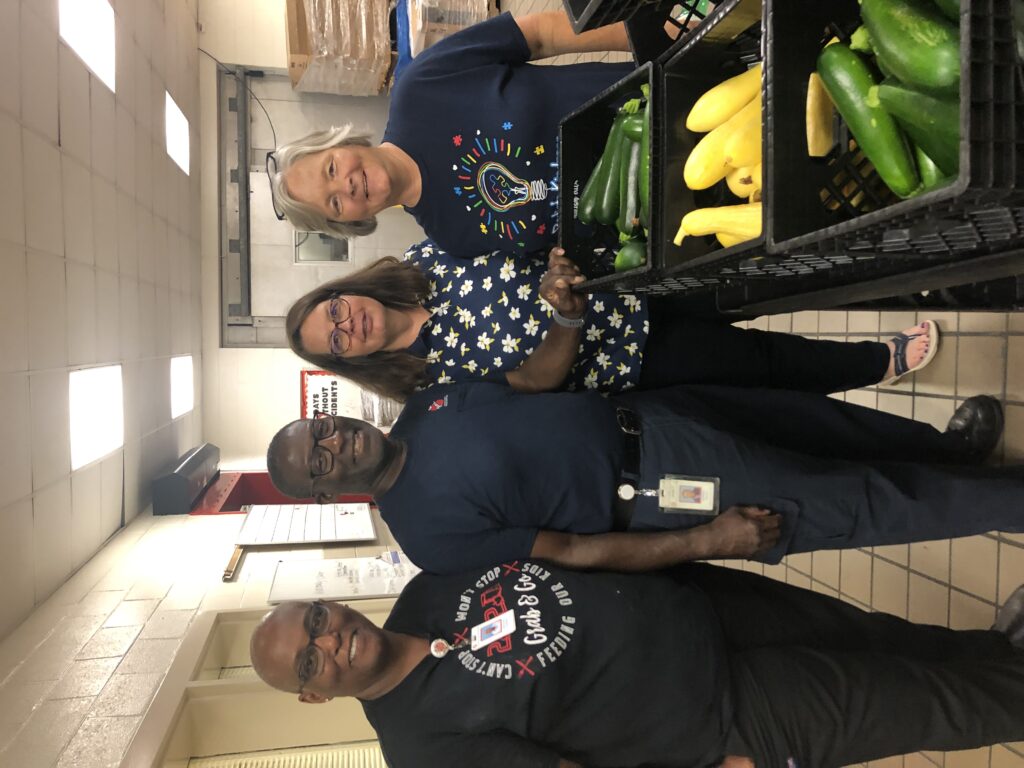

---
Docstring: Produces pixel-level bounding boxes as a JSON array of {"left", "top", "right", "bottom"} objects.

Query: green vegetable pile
[
  {"left": 816, "top": 0, "right": 962, "bottom": 199},
  {"left": 577, "top": 85, "right": 651, "bottom": 272}
]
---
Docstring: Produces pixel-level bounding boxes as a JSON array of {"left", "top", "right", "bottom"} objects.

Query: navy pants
[
  {"left": 683, "top": 565, "right": 1024, "bottom": 767},
  {"left": 620, "top": 386, "right": 1021, "bottom": 561}
]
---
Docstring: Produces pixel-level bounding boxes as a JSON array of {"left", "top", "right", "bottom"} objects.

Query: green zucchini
[
  {"left": 930, "top": 0, "right": 961, "bottom": 21},
  {"left": 614, "top": 239, "right": 645, "bottom": 272},
  {"left": 576, "top": 152, "right": 605, "bottom": 225},
  {"left": 622, "top": 114, "right": 644, "bottom": 142},
  {"left": 875, "top": 83, "right": 959, "bottom": 177},
  {"left": 595, "top": 114, "right": 628, "bottom": 226},
  {"left": 913, "top": 144, "right": 949, "bottom": 191},
  {"left": 617, "top": 136, "right": 641, "bottom": 237},
  {"left": 861, "top": 0, "right": 960, "bottom": 95},
  {"left": 638, "top": 85, "right": 651, "bottom": 229},
  {"left": 817, "top": 44, "right": 920, "bottom": 198}
]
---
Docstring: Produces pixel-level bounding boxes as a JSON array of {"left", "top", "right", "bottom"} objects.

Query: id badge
[
  {"left": 658, "top": 474, "right": 720, "bottom": 516},
  {"left": 470, "top": 610, "right": 516, "bottom": 651}
]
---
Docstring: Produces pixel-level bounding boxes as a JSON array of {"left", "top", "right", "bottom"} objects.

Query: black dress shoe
[
  {"left": 994, "top": 584, "right": 1024, "bottom": 650},
  {"left": 944, "top": 395, "right": 1004, "bottom": 462}
]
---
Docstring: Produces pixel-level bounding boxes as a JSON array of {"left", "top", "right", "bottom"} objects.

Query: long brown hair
[{"left": 286, "top": 257, "right": 431, "bottom": 401}]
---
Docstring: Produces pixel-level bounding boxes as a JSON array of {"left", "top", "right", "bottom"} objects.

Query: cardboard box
[
  {"left": 284, "top": 0, "right": 392, "bottom": 95},
  {"left": 407, "top": 0, "right": 494, "bottom": 57}
]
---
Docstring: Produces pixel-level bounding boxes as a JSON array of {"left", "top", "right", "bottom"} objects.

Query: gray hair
[{"left": 270, "top": 126, "right": 378, "bottom": 239}]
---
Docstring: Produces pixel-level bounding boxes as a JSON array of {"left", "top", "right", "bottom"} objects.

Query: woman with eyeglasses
[
  {"left": 266, "top": 11, "right": 634, "bottom": 259},
  {"left": 285, "top": 240, "right": 939, "bottom": 402}
]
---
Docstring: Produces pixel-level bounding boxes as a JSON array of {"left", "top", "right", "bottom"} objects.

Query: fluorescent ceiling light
[
  {"left": 165, "top": 91, "right": 190, "bottom": 175},
  {"left": 58, "top": 0, "right": 116, "bottom": 93},
  {"left": 170, "top": 355, "right": 194, "bottom": 418},
  {"left": 69, "top": 365, "right": 124, "bottom": 470}
]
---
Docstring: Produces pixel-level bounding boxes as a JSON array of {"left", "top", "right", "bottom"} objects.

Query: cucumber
[
  {"left": 930, "top": 0, "right": 960, "bottom": 21},
  {"left": 913, "top": 144, "right": 949, "bottom": 191},
  {"left": 875, "top": 83, "right": 959, "bottom": 177},
  {"left": 817, "top": 44, "right": 920, "bottom": 198},
  {"left": 576, "top": 152, "right": 605, "bottom": 225},
  {"left": 595, "top": 114, "right": 628, "bottom": 226},
  {"left": 861, "top": 0, "right": 960, "bottom": 95}
]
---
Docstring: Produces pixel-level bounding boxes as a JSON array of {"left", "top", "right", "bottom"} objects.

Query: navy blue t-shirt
[
  {"left": 383, "top": 13, "right": 632, "bottom": 257},
  {"left": 377, "top": 382, "right": 624, "bottom": 573},
  {"left": 362, "top": 563, "right": 731, "bottom": 768}
]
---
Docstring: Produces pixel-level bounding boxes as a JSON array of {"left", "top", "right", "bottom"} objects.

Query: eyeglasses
[
  {"left": 296, "top": 600, "right": 331, "bottom": 692},
  {"left": 310, "top": 410, "right": 338, "bottom": 484},
  {"left": 266, "top": 152, "right": 287, "bottom": 221},
  {"left": 327, "top": 296, "right": 353, "bottom": 357}
]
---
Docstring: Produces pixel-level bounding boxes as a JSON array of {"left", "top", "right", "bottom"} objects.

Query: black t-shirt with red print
[{"left": 361, "top": 562, "right": 731, "bottom": 768}]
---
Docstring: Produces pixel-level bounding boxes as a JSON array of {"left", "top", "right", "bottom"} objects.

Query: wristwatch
[{"left": 551, "top": 307, "right": 585, "bottom": 329}]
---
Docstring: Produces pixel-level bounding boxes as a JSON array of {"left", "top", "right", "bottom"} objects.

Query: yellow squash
[
  {"left": 673, "top": 202, "right": 762, "bottom": 245},
  {"left": 723, "top": 98, "right": 763, "bottom": 168},
  {"left": 806, "top": 72, "right": 835, "bottom": 157},
  {"left": 726, "top": 165, "right": 758, "bottom": 198},
  {"left": 686, "top": 64, "right": 763, "bottom": 132},
  {"left": 716, "top": 232, "right": 745, "bottom": 247},
  {"left": 684, "top": 97, "right": 760, "bottom": 190}
]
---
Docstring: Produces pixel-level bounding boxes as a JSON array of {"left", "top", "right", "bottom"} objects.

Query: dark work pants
[
  {"left": 683, "top": 565, "right": 1024, "bottom": 767},
  {"left": 640, "top": 384, "right": 970, "bottom": 464},
  {"left": 638, "top": 304, "right": 890, "bottom": 395},
  {"left": 624, "top": 387, "right": 1022, "bottom": 560}
]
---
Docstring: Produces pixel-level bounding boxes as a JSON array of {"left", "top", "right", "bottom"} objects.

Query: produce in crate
[
  {"left": 573, "top": 91, "right": 650, "bottom": 272},
  {"left": 673, "top": 66, "right": 764, "bottom": 248},
  {"left": 683, "top": 96, "right": 760, "bottom": 190},
  {"left": 805, "top": 72, "right": 835, "bottom": 157},
  {"left": 686, "top": 63, "right": 762, "bottom": 132},
  {"left": 914, "top": 144, "right": 949, "bottom": 191},
  {"left": 816, "top": 43, "right": 921, "bottom": 198},
  {"left": 726, "top": 164, "right": 760, "bottom": 198},
  {"left": 672, "top": 202, "right": 762, "bottom": 245},
  {"left": 614, "top": 239, "right": 646, "bottom": 271},
  {"left": 860, "top": 0, "right": 960, "bottom": 95},
  {"left": 872, "top": 83, "right": 959, "bottom": 177},
  {"left": 810, "top": 0, "right": 963, "bottom": 204}
]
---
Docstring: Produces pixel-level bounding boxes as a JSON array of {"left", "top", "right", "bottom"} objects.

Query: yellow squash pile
[{"left": 674, "top": 64, "right": 763, "bottom": 248}]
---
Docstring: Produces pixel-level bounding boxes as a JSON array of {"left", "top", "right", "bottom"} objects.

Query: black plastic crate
[
  {"left": 558, "top": 64, "right": 657, "bottom": 292},
  {"left": 564, "top": 0, "right": 712, "bottom": 37},
  {"left": 625, "top": 0, "right": 716, "bottom": 63},
  {"left": 766, "top": 0, "right": 1024, "bottom": 257},
  {"left": 654, "top": 0, "right": 765, "bottom": 273}
]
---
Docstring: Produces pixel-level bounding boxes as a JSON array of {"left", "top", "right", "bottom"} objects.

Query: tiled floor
[{"left": 732, "top": 309, "right": 1024, "bottom": 768}]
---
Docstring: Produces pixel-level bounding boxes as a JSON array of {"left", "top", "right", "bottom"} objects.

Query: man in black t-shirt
[
  {"left": 249, "top": 562, "right": 1024, "bottom": 767},
  {"left": 265, "top": 381, "right": 1013, "bottom": 574}
]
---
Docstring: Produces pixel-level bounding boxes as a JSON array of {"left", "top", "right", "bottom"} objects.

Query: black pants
[
  {"left": 684, "top": 565, "right": 1024, "bottom": 767},
  {"left": 638, "top": 304, "right": 890, "bottom": 394}
]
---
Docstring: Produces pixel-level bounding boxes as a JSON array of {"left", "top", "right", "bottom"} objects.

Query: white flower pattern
[{"left": 403, "top": 241, "right": 648, "bottom": 392}]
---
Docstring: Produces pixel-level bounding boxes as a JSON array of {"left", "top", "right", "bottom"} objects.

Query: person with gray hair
[
  {"left": 267, "top": 10, "right": 635, "bottom": 257},
  {"left": 269, "top": 125, "right": 379, "bottom": 239}
]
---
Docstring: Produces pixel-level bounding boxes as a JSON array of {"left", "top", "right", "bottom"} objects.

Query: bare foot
[{"left": 882, "top": 321, "right": 934, "bottom": 382}]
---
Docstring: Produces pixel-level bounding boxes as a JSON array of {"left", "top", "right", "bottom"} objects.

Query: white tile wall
[{"left": 0, "top": 0, "right": 204, "bottom": 656}]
